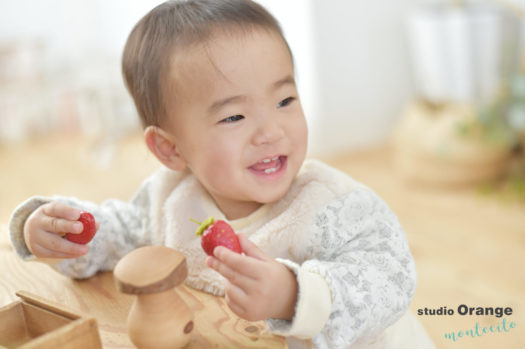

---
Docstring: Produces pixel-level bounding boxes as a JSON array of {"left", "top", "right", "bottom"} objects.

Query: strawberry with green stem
[{"left": 191, "top": 217, "right": 242, "bottom": 256}]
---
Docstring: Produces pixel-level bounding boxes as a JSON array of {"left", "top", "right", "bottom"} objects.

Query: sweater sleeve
[
  {"left": 8, "top": 174, "right": 158, "bottom": 279},
  {"left": 268, "top": 188, "right": 417, "bottom": 348}
]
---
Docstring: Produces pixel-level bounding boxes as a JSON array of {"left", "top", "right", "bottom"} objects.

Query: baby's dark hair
[{"left": 122, "top": 0, "right": 290, "bottom": 128}]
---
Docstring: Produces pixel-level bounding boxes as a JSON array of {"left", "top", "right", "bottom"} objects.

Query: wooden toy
[
  {"left": 114, "top": 246, "right": 194, "bottom": 349},
  {"left": 0, "top": 291, "right": 102, "bottom": 349}
]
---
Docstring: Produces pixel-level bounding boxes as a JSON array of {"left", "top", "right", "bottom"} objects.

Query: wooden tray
[{"left": 0, "top": 291, "right": 102, "bottom": 349}]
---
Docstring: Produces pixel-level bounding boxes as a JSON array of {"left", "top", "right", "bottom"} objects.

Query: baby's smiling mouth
[{"left": 249, "top": 155, "right": 286, "bottom": 174}]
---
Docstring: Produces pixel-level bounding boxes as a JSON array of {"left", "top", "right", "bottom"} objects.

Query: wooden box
[{"left": 0, "top": 291, "right": 102, "bottom": 349}]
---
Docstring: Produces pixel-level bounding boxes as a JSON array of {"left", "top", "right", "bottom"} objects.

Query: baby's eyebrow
[
  {"left": 208, "top": 95, "right": 246, "bottom": 115},
  {"left": 272, "top": 75, "right": 296, "bottom": 90},
  {"left": 207, "top": 75, "right": 296, "bottom": 115}
]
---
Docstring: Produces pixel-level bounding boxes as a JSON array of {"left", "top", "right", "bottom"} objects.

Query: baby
[{"left": 9, "top": 0, "right": 434, "bottom": 348}]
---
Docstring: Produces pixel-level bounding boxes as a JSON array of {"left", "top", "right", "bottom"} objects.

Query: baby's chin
[{"left": 252, "top": 184, "right": 293, "bottom": 205}]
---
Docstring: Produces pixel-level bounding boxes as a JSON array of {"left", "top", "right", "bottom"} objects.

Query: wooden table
[{"left": 0, "top": 227, "right": 286, "bottom": 348}]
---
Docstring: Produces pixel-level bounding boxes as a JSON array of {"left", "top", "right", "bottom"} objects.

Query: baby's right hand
[{"left": 24, "top": 202, "right": 91, "bottom": 259}]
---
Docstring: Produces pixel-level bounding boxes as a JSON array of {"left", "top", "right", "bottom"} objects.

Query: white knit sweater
[{"left": 9, "top": 159, "right": 433, "bottom": 348}]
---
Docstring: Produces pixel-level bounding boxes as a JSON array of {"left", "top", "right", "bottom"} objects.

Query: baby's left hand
[{"left": 206, "top": 233, "right": 298, "bottom": 322}]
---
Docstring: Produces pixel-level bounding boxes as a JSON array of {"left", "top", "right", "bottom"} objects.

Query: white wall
[
  {"left": 307, "top": 0, "right": 420, "bottom": 155},
  {"left": 0, "top": 0, "right": 163, "bottom": 67},
  {"left": 0, "top": 0, "right": 165, "bottom": 142}
]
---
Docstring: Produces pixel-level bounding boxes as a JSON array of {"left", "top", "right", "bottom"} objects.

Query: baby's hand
[
  {"left": 24, "top": 202, "right": 97, "bottom": 258},
  {"left": 206, "top": 234, "right": 298, "bottom": 322}
]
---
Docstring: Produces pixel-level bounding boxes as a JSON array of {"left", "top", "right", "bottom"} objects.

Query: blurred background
[{"left": 0, "top": 0, "right": 524, "bottom": 348}]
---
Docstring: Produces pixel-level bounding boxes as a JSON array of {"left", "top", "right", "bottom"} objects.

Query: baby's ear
[{"left": 144, "top": 126, "right": 186, "bottom": 171}]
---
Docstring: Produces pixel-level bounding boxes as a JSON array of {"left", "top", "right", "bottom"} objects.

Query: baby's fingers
[
  {"left": 206, "top": 254, "right": 254, "bottom": 290},
  {"left": 42, "top": 202, "right": 81, "bottom": 221},
  {"left": 41, "top": 216, "right": 83, "bottom": 236},
  {"left": 40, "top": 202, "right": 83, "bottom": 235},
  {"left": 32, "top": 231, "right": 88, "bottom": 258}
]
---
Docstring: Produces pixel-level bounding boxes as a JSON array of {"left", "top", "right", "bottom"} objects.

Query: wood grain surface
[{"left": 0, "top": 228, "right": 286, "bottom": 348}]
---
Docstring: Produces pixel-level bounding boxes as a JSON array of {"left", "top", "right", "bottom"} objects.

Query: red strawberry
[
  {"left": 192, "top": 217, "right": 241, "bottom": 256},
  {"left": 65, "top": 211, "right": 97, "bottom": 244}
]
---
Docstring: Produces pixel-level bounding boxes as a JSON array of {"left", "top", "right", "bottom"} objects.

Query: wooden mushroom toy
[{"left": 114, "top": 246, "right": 193, "bottom": 349}]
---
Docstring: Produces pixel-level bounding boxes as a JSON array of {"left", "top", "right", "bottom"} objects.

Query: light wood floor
[{"left": 1, "top": 132, "right": 523, "bottom": 348}]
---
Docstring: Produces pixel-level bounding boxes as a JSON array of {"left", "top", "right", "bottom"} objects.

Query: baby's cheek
[
  {"left": 201, "top": 153, "right": 235, "bottom": 185},
  {"left": 292, "top": 118, "right": 308, "bottom": 149}
]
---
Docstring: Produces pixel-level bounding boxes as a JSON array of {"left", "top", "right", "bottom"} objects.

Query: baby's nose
[{"left": 252, "top": 118, "right": 284, "bottom": 146}]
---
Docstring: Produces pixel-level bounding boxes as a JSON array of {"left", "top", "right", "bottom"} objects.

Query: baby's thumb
[{"left": 238, "top": 233, "right": 268, "bottom": 261}]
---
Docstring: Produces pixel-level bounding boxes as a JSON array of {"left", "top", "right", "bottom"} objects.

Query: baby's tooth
[
  {"left": 259, "top": 156, "right": 280, "bottom": 164},
  {"left": 264, "top": 167, "right": 277, "bottom": 174}
]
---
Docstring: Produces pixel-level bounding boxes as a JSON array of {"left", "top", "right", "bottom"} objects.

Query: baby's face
[{"left": 164, "top": 28, "right": 308, "bottom": 219}]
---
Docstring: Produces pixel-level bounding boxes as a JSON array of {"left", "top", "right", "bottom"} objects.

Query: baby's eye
[
  {"left": 220, "top": 115, "right": 245, "bottom": 123},
  {"left": 277, "top": 97, "right": 295, "bottom": 108}
]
